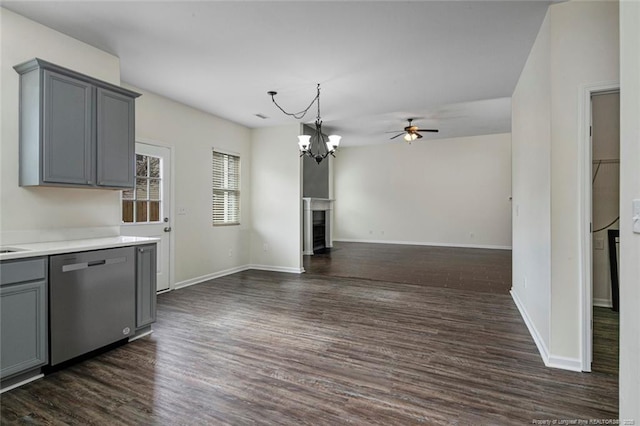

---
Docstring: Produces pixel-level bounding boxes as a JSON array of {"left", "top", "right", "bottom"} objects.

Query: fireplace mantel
[{"left": 303, "top": 198, "right": 334, "bottom": 255}]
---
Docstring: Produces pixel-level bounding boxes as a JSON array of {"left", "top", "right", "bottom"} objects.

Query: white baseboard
[
  {"left": 547, "top": 355, "right": 583, "bottom": 372},
  {"left": 174, "top": 265, "right": 251, "bottom": 290},
  {"left": 248, "top": 264, "right": 305, "bottom": 274},
  {"left": 174, "top": 264, "right": 304, "bottom": 290},
  {"left": 510, "top": 289, "right": 583, "bottom": 372},
  {"left": 593, "top": 298, "right": 613, "bottom": 308},
  {"left": 333, "top": 238, "right": 511, "bottom": 250},
  {"left": 510, "top": 289, "right": 550, "bottom": 363}
]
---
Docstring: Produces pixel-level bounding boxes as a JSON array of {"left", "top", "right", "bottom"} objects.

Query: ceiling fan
[{"left": 388, "top": 118, "right": 438, "bottom": 142}]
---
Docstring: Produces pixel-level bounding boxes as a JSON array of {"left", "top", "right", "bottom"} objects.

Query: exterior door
[{"left": 120, "top": 143, "right": 172, "bottom": 292}]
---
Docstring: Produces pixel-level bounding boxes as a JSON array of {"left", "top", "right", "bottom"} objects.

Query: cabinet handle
[
  {"left": 139, "top": 248, "right": 144, "bottom": 253},
  {"left": 164, "top": 227, "right": 172, "bottom": 233}
]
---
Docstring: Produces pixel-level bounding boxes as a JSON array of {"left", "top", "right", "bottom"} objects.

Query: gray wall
[{"left": 302, "top": 124, "right": 329, "bottom": 198}]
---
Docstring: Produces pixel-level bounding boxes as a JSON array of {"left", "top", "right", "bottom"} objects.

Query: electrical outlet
[
  {"left": 470, "top": 232, "right": 475, "bottom": 239},
  {"left": 524, "top": 276, "right": 528, "bottom": 289},
  {"left": 178, "top": 207, "right": 187, "bottom": 215},
  {"left": 228, "top": 248, "right": 233, "bottom": 257},
  {"left": 263, "top": 243, "right": 269, "bottom": 252}
]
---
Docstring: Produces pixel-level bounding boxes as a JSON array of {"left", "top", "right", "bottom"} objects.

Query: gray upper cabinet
[
  {"left": 43, "top": 70, "right": 94, "bottom": 185},
  {"left": 97, "top": 88, "right": 135, "bottom": 188},
  {"left": 14, "top": 58, "right": 140, "bottom": 189}
]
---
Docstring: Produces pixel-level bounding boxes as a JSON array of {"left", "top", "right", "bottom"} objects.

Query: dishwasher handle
[{"left": 61, "top": 256, "right": 126, "bottom": 272}]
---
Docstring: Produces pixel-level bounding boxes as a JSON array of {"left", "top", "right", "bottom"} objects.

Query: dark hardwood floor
[
  {"left": 592, "top": 307, "right": 619, "bottom": 376},
  {"left": 1, "top": 244, "right": 618, "bottom": 424},
  {"left": 304, "top": 242, "right": 512, "bottom": 295}
]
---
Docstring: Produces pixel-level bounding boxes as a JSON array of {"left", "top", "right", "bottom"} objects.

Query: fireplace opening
[{"left": 313, "top": 211, "right": 326, "bottom": 252}]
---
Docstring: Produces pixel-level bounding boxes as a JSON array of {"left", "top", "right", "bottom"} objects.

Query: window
[
  {"left": 122, "top": 154, "right": 162, "bottom": 223},
  {"left": 212, "top": 150, "right": 240, "bottom": 225}
]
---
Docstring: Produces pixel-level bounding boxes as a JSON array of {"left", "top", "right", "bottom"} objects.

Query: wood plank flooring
[
  {"left": 1, "top": 244, "right": 618, "bottom": 424},
  {"left": 592, "top": 307, "right": 619, "bottom": 376},
  {"left": 304, "top": 242, "right": 512, "bottom": 294}
]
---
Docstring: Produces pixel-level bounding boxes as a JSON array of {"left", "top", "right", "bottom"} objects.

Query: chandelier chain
[{"left": 269, "top": 84, "right": 321, "bottom": 120}]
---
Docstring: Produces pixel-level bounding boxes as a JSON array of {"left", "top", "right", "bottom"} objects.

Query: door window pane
[
  {"left": 122, "top": 153, "right": 163, "bottom": 223},
  {"left": 136, "top": 201, "right": 148, "bottom": 222},
  {"left": 122, "top": 201, "right": 134, "bottom": 223},
  {"left": 150, "top": 201, "right": 160, "bottom": 222}
]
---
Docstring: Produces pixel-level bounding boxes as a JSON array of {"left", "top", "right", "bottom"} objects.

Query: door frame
[
  {"left": 578, "top": 81, "right": 619, "bottom": 372},
  {"left": 136, "top": 138, "right": 176, "bottom": 292}
]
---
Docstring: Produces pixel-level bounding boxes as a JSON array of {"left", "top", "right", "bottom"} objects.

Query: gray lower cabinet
[
  {"left": 14, "top": 58, "right": 140, "bottom": 189},
  {"left": 136, "top": 244, "right": 157, "bottom": 329},
  {"left": 0, "top": 258, "right": 48, "bottom": 380}
]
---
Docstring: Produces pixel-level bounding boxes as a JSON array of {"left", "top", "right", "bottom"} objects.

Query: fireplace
[{"left": 303, "top": 198, "right": 334, "bottom": 255}]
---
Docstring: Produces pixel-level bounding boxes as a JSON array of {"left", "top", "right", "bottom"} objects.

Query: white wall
[
  {"left": 124, "top": 85, "right": 252, "bottom": 285},
  {"left": 250, "top": 125, "right": 303, "bottom": 272},
  {"left": 511, "top": 0, "right": 619, "bottom": 369},
  {"left": 0, "top": 8, "right": 122, "bottom": 243},
  {"left": 548, "top": 0, "right": 619, "bottom": 360},
  {"left": 511, "top": 10, "right": 552, "bottom": 357},
  {"left": 619, "top": 0, "right": 640, "bottom": 417},
  {"left": 333, "top": 133, "right": 512, "bottom": 249}
]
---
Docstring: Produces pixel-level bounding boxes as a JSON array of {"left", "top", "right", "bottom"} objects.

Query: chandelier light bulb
[
  {"left": 298, "top": 135, "right": 311, "bottom": 152},
  {"left": 327, "top": 135, "right": 341, "bottom": 151}
]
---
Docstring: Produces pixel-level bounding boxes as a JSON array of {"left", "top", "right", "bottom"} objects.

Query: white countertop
[{"left": 0, "top": 236, "right": 160, "bottom": 261}]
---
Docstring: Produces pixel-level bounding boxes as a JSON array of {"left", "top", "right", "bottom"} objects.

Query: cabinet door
[
  {"left": 136, "top": 244, "right": 157, "bottom": 328},
  {"left": 0, "top": 280, "right": 48, "bottom": 379},
  {"left": 42, "top": 70, "right": 94, "bottom": 185},
  {"left": 96, "top": 88, "right": 135, "bottom": 188}
]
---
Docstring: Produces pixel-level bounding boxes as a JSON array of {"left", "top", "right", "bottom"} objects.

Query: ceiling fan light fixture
[{"left": 404, "top": 132, "right": 418, "bottom": 142}]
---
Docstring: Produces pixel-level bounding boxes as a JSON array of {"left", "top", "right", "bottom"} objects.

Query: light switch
[
  {"left": 594, "top": 238, "right": 604, "bottom": 250},
  {"left": 633, "top": 199, "right": 640, "bottom": 234}
]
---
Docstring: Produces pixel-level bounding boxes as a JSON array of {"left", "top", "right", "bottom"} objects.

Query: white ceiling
[{"left": 2, "top": 1, "right": 551, "bottom": 147}]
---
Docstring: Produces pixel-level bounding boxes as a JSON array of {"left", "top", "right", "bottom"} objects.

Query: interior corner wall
[
  {"left": 250, "top": 125, "right": 303, "bottom": 272},
  {"left": 548, "top": 0, "right": 619, "bottom": 360},
  {"left": 333, "top": 133, "right": 512, "bottom": 249},
  {"left": 511, "top": 9, "right": 552, "bottom": 357},
  {"left": 0, "top": 8, "right": 122, "bottom": 241},
  {"left": 619, "top": 0, "right": 640, "bottom": 418},
  {"left": 512, "top": 0, "right": 619, "bottom": 367},
  {"left": 123, "top": 84, "right": 252, "bottom": 285}
]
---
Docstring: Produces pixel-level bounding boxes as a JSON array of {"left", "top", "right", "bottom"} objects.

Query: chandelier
[{"left": 268, "top": 84, "right": 341, "bottom": 164}]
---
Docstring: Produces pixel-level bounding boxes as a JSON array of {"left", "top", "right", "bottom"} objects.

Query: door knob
[{"left": 164, "top": 227, "right": 172, "bottom": 232}]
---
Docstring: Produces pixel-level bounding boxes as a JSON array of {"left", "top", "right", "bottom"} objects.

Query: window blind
[{"left": 212, "top": 150, "right": 240, "bottom": 225}]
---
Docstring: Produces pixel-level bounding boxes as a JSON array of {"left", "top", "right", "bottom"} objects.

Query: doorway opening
[
  {"left": 582, "top": 87, "right": 620, "bottom": 374},
  {"left": 121, "top": 142, "right": 173, "bottom": 293}
]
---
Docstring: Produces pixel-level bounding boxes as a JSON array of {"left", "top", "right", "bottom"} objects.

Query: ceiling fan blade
[
  {"left": 390, "top": 133, "right": 404, "bottom": 140},
  {"left": 416, "top": 129, "right": 439, "bottom": 133},
  {"left": 416, "top": 132, "right": 423, "bottom": 139},
  {"left": 385, "top": 130, "right": 404, "bottom": 133}
]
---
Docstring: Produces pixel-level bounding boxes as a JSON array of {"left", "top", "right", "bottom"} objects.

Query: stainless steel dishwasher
[{"left": 49, "top": 246, "right": 135, "bottom": 366}]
